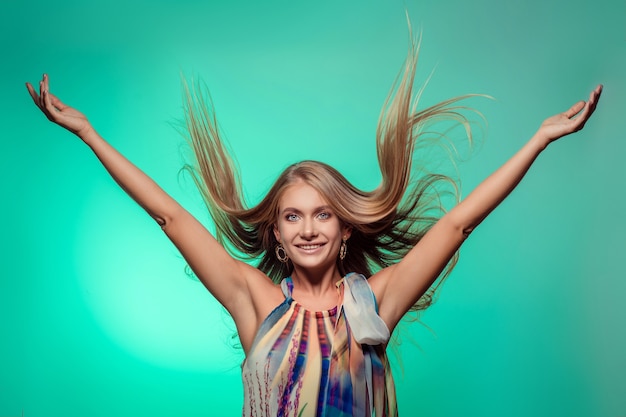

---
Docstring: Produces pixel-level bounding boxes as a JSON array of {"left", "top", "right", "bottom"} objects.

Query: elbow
[
  {"left": 154, "top": 204, "right": 184, "bottom": 231},
  {"left": 157, "top": 211, "right": 179, "bottom": 231},
  {"left": 155, "top": 215, "right": 167, "bottom": 229},
  {"left": 443, "top": 211, "right": 476, "bottom": 241},
  {"left": 462, "top": 226, "right": 474, "bottom": 239}
]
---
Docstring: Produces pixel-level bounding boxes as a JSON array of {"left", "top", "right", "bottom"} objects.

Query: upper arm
[
  {"left": 160, "top": 205, "right": 283, "bottom": 352},
  {"left": 370, "top": 214, "right": 468, "bottom": 331},
  {"left": 160, "top": 204, "right": 265, "bottom": 319}
]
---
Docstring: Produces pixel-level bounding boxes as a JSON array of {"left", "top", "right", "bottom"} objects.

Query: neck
[{"left": 290, "top": 264, "right": 342, "bottom": 296}]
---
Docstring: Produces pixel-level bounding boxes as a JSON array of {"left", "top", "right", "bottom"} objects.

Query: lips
[{"left": 295, "top": 243, "right": 326, "bottom": 252}]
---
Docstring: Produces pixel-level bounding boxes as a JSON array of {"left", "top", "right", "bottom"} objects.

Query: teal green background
[{"left": 1, "top": 0, "right": 624, "bottom": 416}]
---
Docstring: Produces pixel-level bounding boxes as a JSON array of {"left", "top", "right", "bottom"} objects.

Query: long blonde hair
[{"left": 181, "top": 35, "right": 478, "bottom": 312}]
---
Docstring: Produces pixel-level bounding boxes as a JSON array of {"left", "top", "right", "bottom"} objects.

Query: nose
[{"left": 300, "top": 216, "right": 317, "bottom": 240}]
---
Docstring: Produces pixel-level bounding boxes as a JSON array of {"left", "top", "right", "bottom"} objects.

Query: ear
[
  {"left": 342, "top": 225, "right": 352, "bottom": 241},
  {"left": 273, "top": 224, "right": 281, "bottom": 242}
]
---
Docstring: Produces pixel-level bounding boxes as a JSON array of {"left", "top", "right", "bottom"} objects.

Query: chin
[{"left": 291, "top": 257, "right": 335, "bottom": 272}]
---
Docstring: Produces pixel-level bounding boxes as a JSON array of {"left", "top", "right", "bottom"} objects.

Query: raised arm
[
  {"left": 25, "top": 75, "right": 270, "bottom": 332},
  {"left": 372, "top": 85, "right": 603, "bottom": 330}
]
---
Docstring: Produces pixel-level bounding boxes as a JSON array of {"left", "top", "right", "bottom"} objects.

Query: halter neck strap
[{"left": 280, "top": 277, "right": 294, "bottom": 303}]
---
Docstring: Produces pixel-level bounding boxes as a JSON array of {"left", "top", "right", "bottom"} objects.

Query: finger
[
  {"left": 25, "top": 82, "right": 43, "bottom": 109},
  {"left": 570, "top": 88, "right": 603, "bottom": 132},
  {"left": 594, "top": 84, "right": 603, "bottom": 98},
  {"left": 572, "top": 106, "right": 591, "bottom": 131},
  {"left": 41, "top": 74, "right": 69, "bottom": 111},
  {"left": 40, "top": 74, "right": 50, "bottom": 105},
  {"left": 39, "top": 80, "right": 45, "bottom": 106},
  {"left": 43, "top": 73, "right": 49, "bottom": 94},
  {"left": 40, "top": 75, "right": 59, "bottom": 121},
  {"left": 42, "top": 87, "right": 56, "bottom": 119},
  {"left": 588, "top": 84, "right": 603, "bottom": 112},
  {"left": 563, "top": 101, "right": 585, "bottom": 119},
  {"left": 578, "top": 85, "right": 603, "bottom": 123},
  {"left": 48, "top": 93, "right": 69, "bottom": 111}
]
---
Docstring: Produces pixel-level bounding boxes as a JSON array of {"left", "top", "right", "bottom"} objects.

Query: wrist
[
  {"left": 529, "top": 132, "right": 550, "bottom": 152},
  {"left": 77, "top": 125, "right": 98, "bottom": 146}
]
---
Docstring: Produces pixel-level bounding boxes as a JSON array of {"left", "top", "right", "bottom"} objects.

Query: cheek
[
  {"left": 326, "top": 223, "right": 344, "bottom": 240},
  {"left": 274, "top": 220, "right": 295, "bottom": 241}
]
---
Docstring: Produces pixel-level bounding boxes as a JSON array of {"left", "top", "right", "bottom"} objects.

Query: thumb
[
  {"left": 563, "top": 101, "right": 585, "bottom": 119},
  {"left": 48, "top": 93, "right": 70, "bottom": 111}
]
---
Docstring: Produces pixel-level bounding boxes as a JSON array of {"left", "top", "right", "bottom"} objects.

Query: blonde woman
[{"left": 26, "top": 41, "right": 601, "bottom": 416}]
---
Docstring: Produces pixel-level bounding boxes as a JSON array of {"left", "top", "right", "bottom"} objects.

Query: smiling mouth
[{"left": 296, "top": 244, "right": 325, "bottom": 250}]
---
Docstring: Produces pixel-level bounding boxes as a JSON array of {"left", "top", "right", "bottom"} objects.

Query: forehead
[{"left": 278, "top": 182, "right": 328, "bottom": 210}]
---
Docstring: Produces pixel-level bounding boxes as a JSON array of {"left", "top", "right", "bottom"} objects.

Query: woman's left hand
[{"left": 536, "top": 84, "right": 603, "bottom": 147}]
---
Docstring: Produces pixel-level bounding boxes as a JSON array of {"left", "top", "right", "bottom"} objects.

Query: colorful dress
[{"left": 242, "top": 273, "right": 398, "bottom": 417}]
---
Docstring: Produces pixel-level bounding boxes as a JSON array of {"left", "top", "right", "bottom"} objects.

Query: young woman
[{"left": 26, "top": 41, "right": 601, "bottom": 416}]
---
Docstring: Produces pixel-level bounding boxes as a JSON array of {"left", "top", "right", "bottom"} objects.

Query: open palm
[
  {"left": 26, "top": 74, "right": 92, "bottom": 136},
  {"left": 538, "top": 84, "right": 602, "bottom": 144}
]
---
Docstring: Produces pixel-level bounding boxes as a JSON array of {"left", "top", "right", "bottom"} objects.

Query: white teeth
[{"left": 299, "top": 245, "right": 321, "bottom": 250}]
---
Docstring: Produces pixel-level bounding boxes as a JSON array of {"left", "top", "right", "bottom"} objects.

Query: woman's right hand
[{"left": 26, "top": 74, "right": 93, "bottom": 137}]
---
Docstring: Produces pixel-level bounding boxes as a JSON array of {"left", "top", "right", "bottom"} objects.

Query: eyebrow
[{"left": 280, "top": 205, "right": 332, "bottom": 215}]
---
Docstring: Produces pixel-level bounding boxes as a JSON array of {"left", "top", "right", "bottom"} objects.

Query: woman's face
[{"left": 273, "top": 181, "right": 350, "bottom": 273}]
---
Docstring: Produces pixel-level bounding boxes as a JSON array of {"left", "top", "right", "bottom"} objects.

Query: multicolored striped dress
[{"left": 242, "top": 272, "right": 397, "bottom": 417}]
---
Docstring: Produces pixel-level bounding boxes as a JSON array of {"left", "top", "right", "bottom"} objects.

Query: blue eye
[
  {"left": 317, "top": 212, "right": 330, "bottom": 220},
  {"left": 286, "top": 214, "right": 299, "bottom": 222}
]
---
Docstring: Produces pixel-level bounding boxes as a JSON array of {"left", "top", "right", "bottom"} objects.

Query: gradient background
[{"left": 1, "top": 0, "right": 624, "bottom": 416}]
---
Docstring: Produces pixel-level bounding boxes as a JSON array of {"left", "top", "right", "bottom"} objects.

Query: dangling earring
[
  {"left": 275, "top": 244, "right": 289, "bottom": 263},
  {"left": 339, "top": 237, "right": 347, "bottom": 261}
]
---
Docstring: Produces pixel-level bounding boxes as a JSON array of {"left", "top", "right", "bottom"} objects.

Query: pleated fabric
[{"left": 242, "top": 273, "right": 397, "bottom": 417}]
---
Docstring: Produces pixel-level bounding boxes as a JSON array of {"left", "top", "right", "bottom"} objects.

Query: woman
[{"left": 26, "top": 41, "right": 602, "bottom": 416}]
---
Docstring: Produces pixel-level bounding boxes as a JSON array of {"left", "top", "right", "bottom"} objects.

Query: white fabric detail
[{"left": 341, "top": 273, "right": 390, "bottom": 345}]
